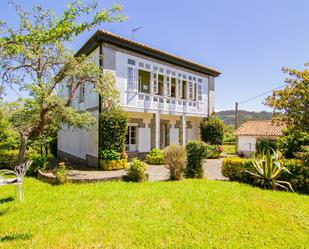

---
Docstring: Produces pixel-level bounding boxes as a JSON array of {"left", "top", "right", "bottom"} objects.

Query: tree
[
  {"left": 200, "top": 116, "right": 224, "bottom": 145},
  {"left": 264, "top": 64, "right": 309, "bottom": 132},
  {"left": 0, "top": 1, "right": 125, "bottom": 162}
]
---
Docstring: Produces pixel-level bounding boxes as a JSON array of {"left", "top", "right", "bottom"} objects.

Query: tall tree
[
  {"left": 0, "top": 1, "right": 125, "bottom": 162},
  {"left": 264, "top": 64, "right": 309, "bottom": 132}
]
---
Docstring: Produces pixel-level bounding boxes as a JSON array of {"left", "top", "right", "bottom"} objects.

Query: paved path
[
  {"left": 204, "top": 158, "right": 227, "bottom": 180},
  {"left": 41, "top": 159, "right": 226, "bottom": 183}
]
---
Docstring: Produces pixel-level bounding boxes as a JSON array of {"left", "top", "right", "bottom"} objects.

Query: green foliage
[
  {"left": 256, "top": 139, "right": 277, "bottom": 155},
  {"left": 280, "top": 159, "right": 309, "bottom": 194},
  {"left": 0, "top": 101, "right": 19, "bottom": 150},
  {"left": 200, "top": 116, "right": 224, "bottom": 145},
  {"left": 248, "top": 152, "right": 293, "bottom": 191},
  {"left": 222, "top": 157, "right": 255, "bottom": 183},
  {"left": 0, "top": 150, "right": 20, "bottom": 169},
  {"left": 99, "top": 149, "right": 121, "bottom": 161},
  {"left": 49, "top": 137, "right": 57, "bottom": 157},
  {"left": 185, "top": 140, "right": 208, "bottom": 178},
  {"left": 277, "top": 129, "right": 309, "bottom": 158},
  {"left": 223, "top": 124, "right": 235, "bottom": 143},
  {"left": 163, "top": 144, "right": 187, "bottom": 180},
  {"left": 27, "top": 154, "right": 52, "bottom": 177},
  {"left": 99, "top": 108, "right": 128, "bottom": 152},
  {"left": 207, "top": 145, "right": 224, "bottom": 158},
  {"left": 126, "top": 159, "right": 147, "bottom": 182},
  {"left": 222, "top": 157, "right": 308, "bottom": 194},
  {"left": 0, "top": 1, "right": 125, "bottom": 161},
  {"left": 53, "top": 162, "right": 67, "bottom": 185},
  {"left": 146, "top": 148, "right": 165, "bottom": 165},
  {"left": 264, "top": 64, "right": 309, "bottom": 132}
]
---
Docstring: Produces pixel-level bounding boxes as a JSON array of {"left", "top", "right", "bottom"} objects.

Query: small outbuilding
[{"left": 234, "top": 120, "right": 285, "bottom": 156}]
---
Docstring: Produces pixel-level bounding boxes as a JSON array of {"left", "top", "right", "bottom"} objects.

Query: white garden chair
[{"left": 0, "top": 161, "right": 32, "bottom": 203}]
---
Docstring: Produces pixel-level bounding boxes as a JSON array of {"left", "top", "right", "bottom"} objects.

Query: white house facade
[{"left": 57, "top": 30, "right": 221, "bottom": 167}]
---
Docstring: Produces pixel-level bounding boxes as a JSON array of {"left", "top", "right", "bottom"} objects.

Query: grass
[
  {"left": 0, "top": 178, "right": 308, "bottom": 249},
  {"left": 223, "top": 143, "right": 236, "bottom": 155}
]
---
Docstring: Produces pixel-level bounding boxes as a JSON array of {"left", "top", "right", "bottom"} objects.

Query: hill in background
[{"left": 216, "top": 110, "right": 272, "bottom": 126}]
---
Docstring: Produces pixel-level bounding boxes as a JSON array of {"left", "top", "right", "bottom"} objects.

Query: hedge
[{"left": 222, "top": 157, "right": 309, "bottom": 194}]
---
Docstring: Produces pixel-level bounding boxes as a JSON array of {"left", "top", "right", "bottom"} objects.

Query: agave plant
[{"left": 247, "top": 150, "right": 294, "bottom": 191}]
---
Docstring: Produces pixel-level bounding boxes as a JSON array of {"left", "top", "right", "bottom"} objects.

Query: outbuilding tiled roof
[{"left": 234, "top": 120, "right": 285, "bottom": 137}]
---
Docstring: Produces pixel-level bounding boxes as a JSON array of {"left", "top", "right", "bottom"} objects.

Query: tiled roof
[
  {"left": 76, "top": 30, "right": 221, "bottom": 77},
  {"left": 234, "top": 120, "right": 285, "bottom": 137}
]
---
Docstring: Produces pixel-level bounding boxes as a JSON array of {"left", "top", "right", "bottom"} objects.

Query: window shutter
[{"left": 152, "top": 72, "right": 158, "bottom": 94}]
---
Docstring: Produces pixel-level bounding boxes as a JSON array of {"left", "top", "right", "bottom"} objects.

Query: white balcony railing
[{"left": 125, "top": 91, "right": 207, "bottom": 116}]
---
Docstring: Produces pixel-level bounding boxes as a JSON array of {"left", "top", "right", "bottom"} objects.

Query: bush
[
  {"left": 49, "top": 137, "right": 57, "bottom": 157},
  {"left": 0, "top": 150, "right": 19, "bottom": 169},
  {"left": 208, "top": 145, "right": 224, "bottom": 158},
  {"left": 200, "top": 116, "right": 224, "bottom": 145},
  {"left": 163, "top": 144, "right": 187, "bottom": 180},
  {"left": 27, "top": 154, "right": 53, "bottom": 176},
  {"left": 280, "top": 159, "right": 309, "bottom": 194},
  {"left": 256, "top": 139, "right": 277, "bottom": 155},
  {"left": 99, "top": 149, "right": 127, "bottom": 170},
  {"left": 221, "top": 157, "right": 255, "bottom": 183},
  {"left": 53, "top": 162, "right": 67, "bottom": 185},
  {"left": 99, "top": 108, "right": 128, "bottom": 152},
  {"left": 277, "top": 129, "right": 309, "bottom": 158},
  {"left": 99, "top": 149, "right": 121, "bottom": 161},
  {"left": 146, "top": 148, "right": 165, "bottom": 165},
  {"left": 126, "top": 158, "right": 147, "bottom": 182},
  {"left": 185, "top": 140, "right": 208, "bottom": 178}
]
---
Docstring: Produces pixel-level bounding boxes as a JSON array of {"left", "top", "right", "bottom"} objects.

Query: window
[
  {"left": 176, "top": 78, "right": 183, "bottom": 98},
  {"left": 128, "top": 58, "right": 135, "bottom": 65},
  {"left": 127, "top": 67, "right": 137, "bottom": 91},
  {"left": 165, "top": 75, "right": 171, "bottom": 96},
  {"left": 188, "top": 81, "right": 194, "bottom": 100},
  {"left": 197, "top": 84, "right": 203, "bottom": 101},
  {"left": 126, "top": 126, "right": 137, "bottom": 151},
  {"left": 145, "top": 64, "right": 151, "bottom": 70},
  {"left": 139, "top": 62, "right": 144, "bottom": 68},
  {"left": 79, "top": 83, "right": 85, "bottom": 102},
  {"left": 152, "top": 72, "right": 158, "bottom": 94}
]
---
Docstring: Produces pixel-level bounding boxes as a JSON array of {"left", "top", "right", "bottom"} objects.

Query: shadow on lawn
[
  {"left": 0, "top": 197, "right": 14, "bottom": 204},
  {"left": 0, "top": 233, "right": 32, "bottom": 242}
]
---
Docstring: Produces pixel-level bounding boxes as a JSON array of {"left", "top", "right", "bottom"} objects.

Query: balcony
[{"left": 124, "top": 90, "right": 207, "bottom": 116}]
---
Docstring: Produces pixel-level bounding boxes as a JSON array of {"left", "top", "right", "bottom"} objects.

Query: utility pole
[{"left": 235, "top": 101, "right": 239, "bottom": 129}]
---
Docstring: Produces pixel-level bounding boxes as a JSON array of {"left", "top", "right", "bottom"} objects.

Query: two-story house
[{"left": 57, "top": 30, "right": 220, "bottom": 167}]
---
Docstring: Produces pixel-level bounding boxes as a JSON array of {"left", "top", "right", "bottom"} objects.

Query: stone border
[{"left": 38, "top": 170, "right": 125, "bottom": 184}]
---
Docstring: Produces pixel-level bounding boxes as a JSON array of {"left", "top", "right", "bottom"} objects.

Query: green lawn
[{"left": 0, "top": 179, "right": 308, "bottom": 249}]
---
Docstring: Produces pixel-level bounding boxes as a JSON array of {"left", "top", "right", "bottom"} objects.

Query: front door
[{"left": 126, "top": 125, "right": 138, "bottom": 152}]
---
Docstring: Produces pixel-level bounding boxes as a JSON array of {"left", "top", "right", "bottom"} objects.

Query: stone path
[
  {"left": 204, "top": 159, "right": 228, "bottom": 180},
  {"left": 40, "top": 159, "right": 226, "bottom": 183}
]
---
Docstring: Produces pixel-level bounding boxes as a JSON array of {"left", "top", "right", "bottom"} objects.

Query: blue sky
[{"left": 1, "top": 0, "right": 309, "bottom": 111}]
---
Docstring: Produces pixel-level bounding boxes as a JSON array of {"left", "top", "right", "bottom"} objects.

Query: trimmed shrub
[
  {"left": 99, "top": 149, "right": 127, "bottom": 170},
  {"left": 99, "top": 108, "right": 128, "bottom": 152},
  {"left": 185, "top": 140, "right": 208, "bottom": 178},
  {"left": 163, "top": 144, "right": 187, "bottom": 180},
  {"left": 200, "top": 116, "right": 224, "bottom": 145},
  {"left": 126, "top": 158, "right": 147, "bottom": 182},
  {"left": 208, "top": 145, "right": 224, "bottom": 158},
  {"left": 221, "top": 157, "right": 255, "bottom": 183},
  {"left": 146, "top": 148, "right": 165, "bottom": 165},
  {"left": 53, "top": 162, "right": 67, "bottom": 185}
]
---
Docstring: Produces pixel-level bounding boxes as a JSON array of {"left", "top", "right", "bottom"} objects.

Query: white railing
[{"left": 125, "top": 90, "right": 207, "bottom": 115}]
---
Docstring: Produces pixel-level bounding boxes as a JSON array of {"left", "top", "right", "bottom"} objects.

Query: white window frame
[
  {"left": 127, "top": 66, "right": 138, "bottom": 91},
  {"left": 151, "top": 71, "right": 159, "bottom": 94},
  {"left": 188, "top": 80, "right": 194, "bottom": 100},
  {"left": 176, "top": 78, "right": 183, "bottom": 99},
  {"left": 164, "top": 74, "right": 171, "bottom": 97},
  {"left": 126, "top": 124, "right": 138, "bottom": 152},
  {"left": 197, "top": 83, "right": 203, "bottom": 101}
]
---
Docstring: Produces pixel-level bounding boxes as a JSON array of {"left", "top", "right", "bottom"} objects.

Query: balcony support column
[
  {"left": 182, "top": 115, "right": 186, "bottom": 146},
  {"left": 155, "top": 112, "right": 160, "bottom": 149}
]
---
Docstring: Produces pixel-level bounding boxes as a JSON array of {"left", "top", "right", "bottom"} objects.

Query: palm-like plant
[{"left": 248, "top": 150, "right": 294, "bottom": 191}]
